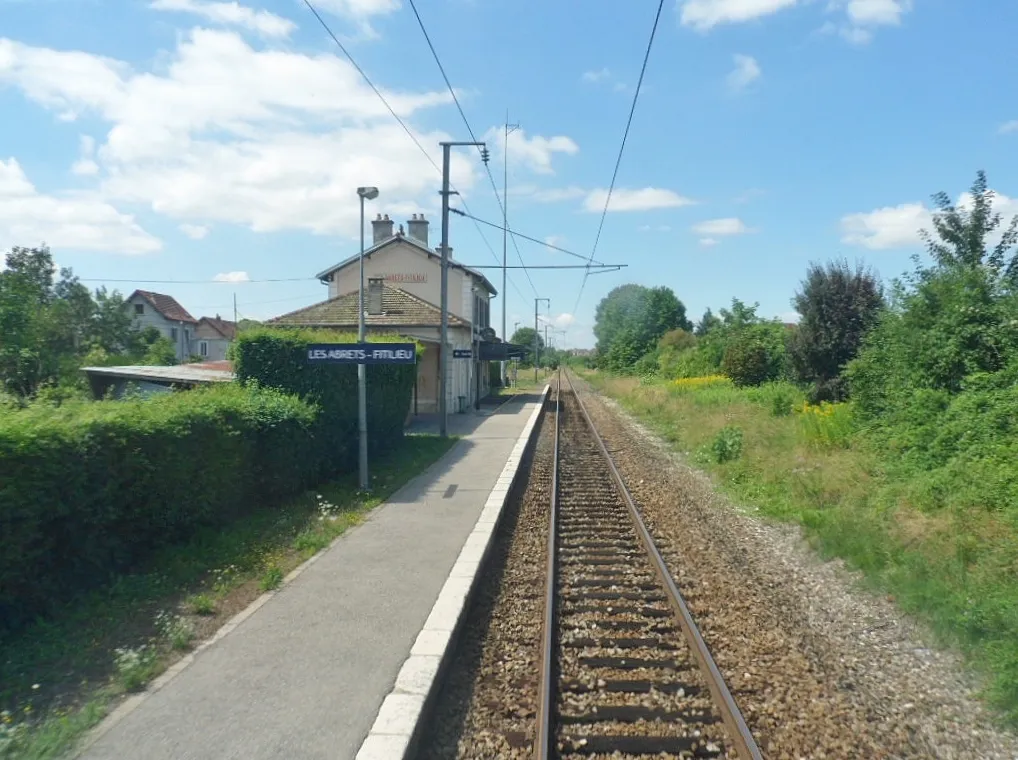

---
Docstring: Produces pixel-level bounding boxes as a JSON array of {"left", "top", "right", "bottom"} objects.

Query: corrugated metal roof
[
  {"left": 267, "top": 285, "right": 469, "bottom": 329},
  {"left": 81, "top": 364, "right": 234, "bottom": 384}
]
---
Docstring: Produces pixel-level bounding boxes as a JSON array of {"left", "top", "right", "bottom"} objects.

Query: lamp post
[{"left": 357, "top": 186, "right": 379, "bottom": 491}]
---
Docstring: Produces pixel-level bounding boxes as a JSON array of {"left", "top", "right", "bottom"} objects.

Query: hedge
[
  {"left": 0, "top": 384, "right": 321, "bottom": 631},
  {"left": 232, "top": 327, "right": 419, "bottom": 476}
]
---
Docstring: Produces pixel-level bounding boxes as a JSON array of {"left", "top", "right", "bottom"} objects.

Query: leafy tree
[
  {"left": 141, "top": 337, "right": 179, "bottom": 366},
  {"left": 790, "top": 260, "right": 884, "bottom": 402},
  {"left": 847, "top": 171, "right": 1018, "bottom": 419},
  {"left": 694, "top": 308, "right": 720, "bottom": 337},
  {"left": 593, "top": 284, "right": 691, "bottom": 370}
]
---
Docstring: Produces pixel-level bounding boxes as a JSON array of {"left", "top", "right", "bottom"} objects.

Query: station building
[{"left": 268, "top": 213, "right": 497, "bottom": 414}]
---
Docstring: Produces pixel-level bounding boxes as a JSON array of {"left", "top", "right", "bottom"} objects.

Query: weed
[
  {"left": 797, "top": 400, "right": 853, "bottom": 449},
  {"left": 187, "top": 593, "right": 216, "bottom": 616},
  {"left": 711, "top": 426, "right": 743, "bottom": 463},
  {"left": 113, "top": 647, "right": 157, "bottom": 693},
  {"left": 155, "top": 611, "right": 194, "bottom": 651},
  {"left": 259, "top": 566, "right": 284, "bottom": 593},
  {"left": 671, "top": 375, "right": 731, "bottom": 393}
]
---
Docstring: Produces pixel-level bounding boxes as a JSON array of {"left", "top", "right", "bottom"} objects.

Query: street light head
[{"left": 357, "top": 187, "right": 380, "bottom": 200}]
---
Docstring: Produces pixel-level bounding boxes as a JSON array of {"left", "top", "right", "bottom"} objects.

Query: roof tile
[{"left": 267, "top": 285, "right": 467, "bottom": 329}]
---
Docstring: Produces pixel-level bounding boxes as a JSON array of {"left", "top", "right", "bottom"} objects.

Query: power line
[
  {"left": 451, "top": 209, "right": 608, "bottom": 265},
  {"left": 301, "top": 0, "right": 526, "bottom": 303},
  {"left": 573, "top": 0, "right": 666, "bottom": 315},
  {"left": 405, "top": 0, "right": 538, "bottom": 298},
  {"left": 79, "top": 277, "right": 317, "bottom": 284}
]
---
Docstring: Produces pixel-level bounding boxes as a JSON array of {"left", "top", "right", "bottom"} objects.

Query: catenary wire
[
  {"left": 573, "top": 0, "right": 666, "bottom": 316},
  {"left": 405, "top": 0, "right": 538, "bottom": 298}
]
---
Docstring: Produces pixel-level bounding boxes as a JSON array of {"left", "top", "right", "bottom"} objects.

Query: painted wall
[
  {"left": 326, "top": 239, "right": 492, "bottom": 323},
  {"left": 125, "top": 294, "right": 193, "bottom": 361}
]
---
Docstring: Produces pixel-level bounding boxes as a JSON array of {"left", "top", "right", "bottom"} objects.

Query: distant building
[
  {"left": 126, "top": 290, "right": 237, "bottom": 362},
  {"left": 268, "top": 213, "right": 499, "bottom": 414},
  {"left": 81, "top": 361, "right": 234, "bottom": 400},
  {"left": 195, "top": 316, "right": 237, "bottom": 361}
]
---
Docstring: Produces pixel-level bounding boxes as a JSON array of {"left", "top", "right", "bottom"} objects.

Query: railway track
[{"left": 536, "top": 371, "right": 762, "bottom": 759}]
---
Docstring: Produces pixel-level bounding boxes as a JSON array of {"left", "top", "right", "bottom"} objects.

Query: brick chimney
[
  {"left": 367, "top": 277, "right": 384, "bottom": 315},
  {"left": 407, "top": 213, "right": 429, "bottom": 246},
  {"left": 371, "top": 213, "right": 393, "bottom": 244}
]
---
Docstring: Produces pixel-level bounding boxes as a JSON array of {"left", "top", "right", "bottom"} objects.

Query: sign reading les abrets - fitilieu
[{"left": 306, "top": 343, "right": 417, "bottom": 365}]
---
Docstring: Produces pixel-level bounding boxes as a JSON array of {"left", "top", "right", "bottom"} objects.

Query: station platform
[{"left": 77, "top": 391, "right": 547, "bottom": 760}]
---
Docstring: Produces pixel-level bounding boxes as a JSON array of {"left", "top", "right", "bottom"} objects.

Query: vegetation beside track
[{"left": 0, "top": 434, "right": 454, "bottom": 760}]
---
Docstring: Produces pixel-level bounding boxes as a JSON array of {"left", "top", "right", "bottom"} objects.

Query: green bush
[
  {"left": 232, "top": 327, "right": 418, "bottom": 475},
  {"left": 721, "top": 324, "right": 788, "bottom": 387},
  {"left": 710, "top": 426, "right": 743, "bottom": 463},
  {"left": 0, "top": 384, "right": 320, "bottom": 630}
]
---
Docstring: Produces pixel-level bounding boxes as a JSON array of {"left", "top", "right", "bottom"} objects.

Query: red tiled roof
[
  {"left": 187, "top": 360, "right": 233, "bottom": 372},
  {"left": 267, "top": 285, "right": 468, "bottom": 329},
  {"left": 198, "top": 316, "right": 237, "bottom": 339},
  {"left": 130, "top": 290, "right": 198, "bottom": 324}
]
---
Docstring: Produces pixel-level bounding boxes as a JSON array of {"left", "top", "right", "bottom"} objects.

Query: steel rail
[
  {"left": 534, "top": 369, "right": 560, "bottom": 760},
  {"left": 561, "top": 369, "right": 763, "bottom": 760}
]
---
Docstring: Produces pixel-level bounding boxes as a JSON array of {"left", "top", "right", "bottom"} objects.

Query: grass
[
  {"left": 0, "top": 433, "right": 455, "bottom": 760},
  {"left": 580, "top": 370, "right": 1018, "bottom": 724}
]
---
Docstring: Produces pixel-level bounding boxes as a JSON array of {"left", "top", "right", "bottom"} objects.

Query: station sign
[
  {"left": 306, "top": 343, "right": 417, "bottom": 365},
  {"left": 452, "top": 348, "right": 473, "bottom": 359}
]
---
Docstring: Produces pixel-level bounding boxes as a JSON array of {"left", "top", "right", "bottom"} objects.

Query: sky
[{"left": 1, "top": 0, "right": 1017, "bottom": 349}]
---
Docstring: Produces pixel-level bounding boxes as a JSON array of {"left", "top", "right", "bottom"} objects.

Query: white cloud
[
  {"left": 841, "top": 188, "right": 1018, "bottom": 251},
  {"left": 71, "top": 134, "right": 98, "bottom": 175},
  {"left": 552, "top": 312, "right": 575, "bottom": 328},
  {"left": 840, "top": 202, "right": 930, "bottom": 249},
  {"left": 581, "top": 67, "right": 629, "bottom": 92},
  {"left": 582, "top": 68, "right": 611, "bottom": 83},
  {"left": 699, "top": 237, "right": 718, "bottom": 246},
  {"left": 180, "top": 223, "right": 210, "bottom": 239},
  {"left": 727, "top": 54, "right": 761, "bottom": 91},
  {"left": 827, "top": 0, "right": 911, "bottom": 44},
  {"left": 638, "top": 224, "right": 672, "bottom": 232},
  {"left": 149, "top": 0, "right": 297, "bottom": 38},
  {"left": 312, "top": 0, "right": 400, "bottom": 39},
  {"left": 484, "top": 126, "right": 579, "bottom": 176},
  {"left": 533, "top": 186, "right": 587, "bottom": 203},
  {"left": 999, "top": 121, "right": 1018, "bottom": 135},
  {"left": 583, "top": 187, "right": 696, "bottom": 213},
  {"left": 679, "top": 0, "right": 799, "bottom": 31},
  {"left": 544, "top": 235, "right": 565, "bottom": 248},
  {"left": 0, "top": 30, "right": 473, "bottom": 240},
  {"left": 844, "top": 0, "right": 909, "bottom": 26},
  {"left": 692, "top": 217, "right": 754, "bottom": 235},
  {"left": 0, "top": 158, "right": 161, "bottom": 254},
  {"left": 213, "top": 270, "right": 249, "bottom": 282}
]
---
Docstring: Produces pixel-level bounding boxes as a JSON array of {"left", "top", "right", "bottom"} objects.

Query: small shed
[{"left": 81, "top": 362, "right": 235, "bottom": 400}]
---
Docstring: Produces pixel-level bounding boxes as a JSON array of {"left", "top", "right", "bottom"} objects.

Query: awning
[{"left": 478, "top": 342, "right": 531, "bottom": 361}]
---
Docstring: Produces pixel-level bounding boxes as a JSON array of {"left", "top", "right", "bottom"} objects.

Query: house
[
  {"left": 267, "top": 213, "right": 498, "bottom": 414},
  {"left": 195, "top": 316, "right": 237, "bottom": 361},
  {"left": 125, "top": 290, "right": 237, "bottom": 362}
]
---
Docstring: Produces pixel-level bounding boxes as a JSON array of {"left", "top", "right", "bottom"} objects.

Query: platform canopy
[{"left": 478, "top": 342, "right": 531, "bottom": 361}]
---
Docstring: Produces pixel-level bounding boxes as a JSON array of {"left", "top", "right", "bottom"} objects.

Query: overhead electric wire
[
  {"left": 300, "top": 0, "right": 527, "bottom": 304},
  {"left": 406, "top": 0, "right": 538, "bottom": 298},
  {"left": 78, "top": 277, "right": 317, "bottom": 284},
  {"left": 451, "top": 209, "right": 608, "bottom": 264},
  {"left": 573, "top": 0, "right": 666, "bottom": 315}
]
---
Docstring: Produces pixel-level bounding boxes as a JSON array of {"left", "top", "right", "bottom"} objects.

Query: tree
[
  {"left": 694, "top": 308, "right": 720, "bottom": 337},
  {"left": 847, "top": 171, "right": 1018, "bottom": 418},
  {"left": 790, "top": 260, "right": 884, "bottom": 402},
  {"left": 510, "top": 327, "right": 542, "bottom": 366},
  {"left": 593, "top": 284, "right": 691, "bottom": 370}
]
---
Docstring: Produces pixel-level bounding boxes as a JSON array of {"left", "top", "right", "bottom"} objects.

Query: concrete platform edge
[{"left": 354, "top": 385, "right": 551, "bottom": 760}]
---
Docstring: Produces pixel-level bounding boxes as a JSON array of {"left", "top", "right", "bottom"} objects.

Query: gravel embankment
[
  {"left": 571, "top": 372, "right": 1018, "bottom": 760},
  {"left": 418, "top": 412, "right": 553, "bottom": 759}
]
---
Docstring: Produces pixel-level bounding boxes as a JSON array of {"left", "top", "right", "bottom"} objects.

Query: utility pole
[
  {"left": 440, "top": 139, "right": 488, "bottom": 437},
  {"left": 233, "top": 293, "right": 238, "bottom": 327},
  {"left": 356, "top": 186, "right": 380, "bottom": 490},
  {"left": 534, "top": 297, "right": 549, "bottom": 383},
  {"left": 501, "top": 111, "right": 520, "bottom": 388}
]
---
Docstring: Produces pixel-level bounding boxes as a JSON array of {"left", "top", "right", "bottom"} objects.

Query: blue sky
[{"left": 2, "top": 0, "right": 1017, "bottom": 348}]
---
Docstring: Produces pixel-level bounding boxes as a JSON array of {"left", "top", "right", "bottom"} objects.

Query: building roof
[
  {"left": 198, "top": 316, "right": 237, "bottom": 339},
  {"left": 81, "top": 363, "right": 234, "bottom": 385},
  {"left": 267, "top": 284, "right": 469, "bottom": 329},
  {"left": 128, "top": 290, "right": 198, "bottom": 324},
  {"left": 314, "top": 232, "right": 498, "bottom": 296}
]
